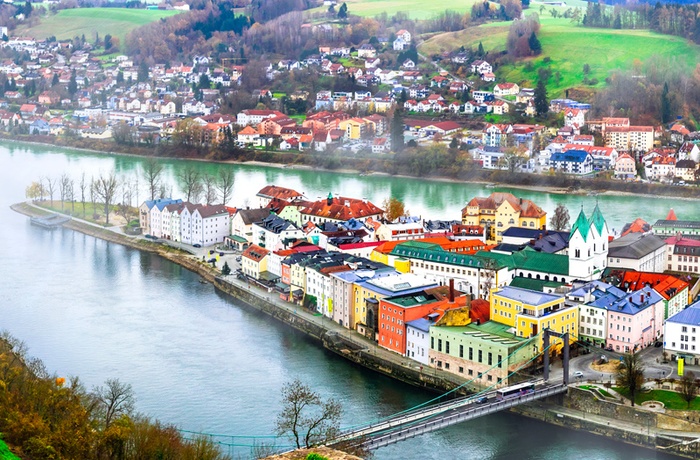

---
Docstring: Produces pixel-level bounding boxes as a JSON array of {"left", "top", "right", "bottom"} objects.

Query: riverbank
[
  {"left": 4, "top": 135, "right": 700, "bottom": 202},
  {"left": 10, "top": 202, "right": 698, "bottom": 458}
]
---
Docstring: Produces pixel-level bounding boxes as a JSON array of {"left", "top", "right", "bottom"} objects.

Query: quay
[{"left": 30, "top": 213, "right": 71, "bottom": 229}]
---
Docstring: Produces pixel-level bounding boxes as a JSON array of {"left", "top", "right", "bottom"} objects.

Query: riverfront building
[
  {"left": 664, "top": 299, "right": 700, "bottom": 365},
  {"left": 461, "top": 192, "right": 547, "bottom": 243}
]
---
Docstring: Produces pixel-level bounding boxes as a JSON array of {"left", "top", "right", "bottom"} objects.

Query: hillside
[
  {"left": 420, "top": 17, "right": 700, "bottom": 97},
  {"left": 16, "top": 8, "right": 183, "bottom": 45},
  {"left": 309, "top": 0, "right": 479, "bottom": 20}
]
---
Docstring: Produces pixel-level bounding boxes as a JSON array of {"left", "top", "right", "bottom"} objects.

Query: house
[
  {"left": 493, "top": 83, "right": 519, "bottom": 97},
  {"left": 20, "top": 103, "right": 37, "bottom": 118},
  {"left": 470, "top": 60, "right": 492, "bottom": 75},
  {"left": 675, "top": 159, "right": 697, "bottom": 182},
  {"left": 614, "top": 153, "right": 636, "bottom": 180},
  {"left": 549, "top": 150, "right": 594, "bottom": 175},
  {"left": 564, "top": 108, "right": 586, "bottom": 130},
  {"left": 252, "top": 214, "right": 305, "bottom": 251},
  {"left": 38, "top": 91, "right": 60, "bottom": 105},
  {"left": 401, "top": 59, "right": 416, "bottom": 69},
  {"left": 231, "top": 207, "right": 272, "bottom": 242},
  {"left": 461, "top": 192, "right": 546, "bottom": 244},
  {"left": 607, "top": 233, "right": 666, "bottom": 273},
  {"left": 357, "top": 44, "right": 377, "bottom": 59},
  {"left": 664, "top": 234, "right": 700, "bottom": 274},
  {"left": 393, "top": 38, "right": 408, "bottom": 51},
  {"left": 568, "top": 281, "right": 625, "bottom": 347},
  {"left": 237, "top": 126, "right": 259, "bottom": 144},
  {"left": 28, "top": 118, "right": 49, "bottom": 135},
  {"left": 395, "top": 29, "right": 412, "bottom": 43},
  {"left": 256, "top": 185, "right": 304, "bottom": 208},
  {"left": 604, "top": 287, "right": 664, "bottom": 353},
  {"left": 241, "top": 244, "right": 270, "bottom": 281},
  {"left": 372, "top": 137, "right": 389, "bottom": 153},
  {"left": 664, "top": 299, "right": 700, "bottom": 365},
  {"left": 481, "top": 72, "right": 496, "bottom": 82},
  {"left": 489, "top": 286, "right": 578, "bottom": 352}
]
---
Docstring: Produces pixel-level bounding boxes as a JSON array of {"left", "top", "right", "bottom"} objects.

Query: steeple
[
  {"left": 590, "top": 203, "right": 606, "bottom": 235},
  {"left": 666, "top": 208, "right": 678, "bottom": 221},
  {"left": 570, "top": 209, "right": 589, "bottom": 242}
]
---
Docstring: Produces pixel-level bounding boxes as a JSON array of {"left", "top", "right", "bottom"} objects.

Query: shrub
[{"left": 306, "top": 454, "right": 330, "bottom": 460}]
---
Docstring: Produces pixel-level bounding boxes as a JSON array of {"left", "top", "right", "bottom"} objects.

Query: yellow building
[
  {"left": 490, "top": 286, "right": 578, "bottom": 353},
  {"left": 461, "top": 192, "right": 546, "bottom": 243},
  {"left": 241, "top": 244, "right": 269, "bottom": 280},
  {"left": 338, "top": 118, "right": 368, "bottom": 140}
]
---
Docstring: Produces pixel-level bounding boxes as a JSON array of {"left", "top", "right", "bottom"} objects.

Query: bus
[{"left": 496, "top": 382, "right": 535, "bottom": 401}]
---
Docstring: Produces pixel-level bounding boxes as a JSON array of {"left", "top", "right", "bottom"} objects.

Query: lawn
[
  {"left": 0, "top": 439, "right": 19, "bottom": 460},
  {"left": 36, "top": 200, "right": 137, "bottom": 228},
  {"left": 420, "top": 17, "right": 700, "bottom": 97},
  {"left": 615, "top": 388, "right": 700, "bottom": 411},
  {"left": 17, "top": 8, "right": 182, "bottom": 46}
]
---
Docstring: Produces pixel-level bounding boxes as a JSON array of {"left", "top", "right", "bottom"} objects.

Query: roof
[
  {"left": 257, "top": 185, "right": 304, "bottom": 201},
  {"left": 477, "top": 247, "right": 569, "bottom": 276},
  {"left": 605, "top": 286, "right": 663, "bottom": 315},
  {"left": 300, "top": 196, "right": 383, "bottom": 221},
  {"left": 608, "top": 233, "right": 665, "bottom": 260},
  {"left": 493, "top": 286, "right": 564, "bottom": 306},
  {"left": 390, "top": 241, "right": 498, "bottom": 270},
  {"left": 616, "top": 272, "right": 688, "bottom": 301},
  {"left": 242, "top": 244, "right": 269, "bottom": 262},
  {"left": 550, "top": 150, "right": 590, "bottom": 163},
  {"left": 236, "top": 208, "right": 272, "bottom": 225},
  {"left": 667, "top": 300, "right": 700, "bottom": 326},
  {"left": 571, "top": 209, "right": 589, "bottom": 242},
  {"left": 509, "top": 276, "right": 564, "bottom": 291},
  {"left": 620, "top": 218, "right": 650, "bottom": 237}
]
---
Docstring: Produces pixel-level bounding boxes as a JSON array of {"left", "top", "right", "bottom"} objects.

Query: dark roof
[
  {"left": 608, "top": 233, "right": 666, "bottom": 259},
  {"left": 236, "top": 208, "right": 272, "bottom": 225}
]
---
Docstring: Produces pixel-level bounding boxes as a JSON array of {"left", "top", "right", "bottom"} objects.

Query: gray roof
[
  {"left": 495, "top": 286, "right": 563, "bottom": 306},
  {"left": 236, "top": 208, "right": 271, "bottom": 225},
  {"left": 608, "top": 233, "right": 665, "bottom": 259}
]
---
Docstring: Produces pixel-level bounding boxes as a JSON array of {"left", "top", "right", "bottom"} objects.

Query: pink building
[{"left": 606, "top": 286, "right": 664, "bottom": 353}]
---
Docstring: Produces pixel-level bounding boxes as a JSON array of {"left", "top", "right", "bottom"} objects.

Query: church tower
[
  {"left": 569, "top": 208, "right": 595, "bottom": 280},
  {"left": 589, "top": 204, "right": 609, "bottom": 276}
]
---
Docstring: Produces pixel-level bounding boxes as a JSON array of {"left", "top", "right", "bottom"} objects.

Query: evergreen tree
[
  {"left": 534, "top": 79, "right": 548, "bottom": 117},
  {"left": 477, "top": 41, "right": 485, "bottom": 57},
  {"left": 104, "top": 34, "right": 112, "bottom": 51},
  {"left": 613, "top": 14, "right": 622, "bottom": 29},
  {"left": 222, "top": 262, "right": 231, "bottom": 275},
  {"left": 528, "top": 32, "right": 542, "bottom": 55},
  {"left": 337, "top": 2, "right": 348, "bottom": 19},
  {"left": 137, "top": 61, "right": 149, "bottom": 82},
  {"left": 391, "top": 110, "right": 405, "bottom": 153},
  {"left": 661, "top": 82, "right": 671, "bottom": 124},
  {"left": 52, "top": 73, "right": 59, "bottom": 86},
  {"left": 68, "top": 70, "right": 77, "bottom": 96}
]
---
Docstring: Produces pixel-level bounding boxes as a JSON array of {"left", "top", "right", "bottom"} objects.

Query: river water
[{"left": 0, "top": 141, "right": 687, "bottom": 459}]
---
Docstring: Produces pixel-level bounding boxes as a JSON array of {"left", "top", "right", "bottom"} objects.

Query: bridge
[{"left": 329, "top": 329, "right": 572, "bottom": 451}]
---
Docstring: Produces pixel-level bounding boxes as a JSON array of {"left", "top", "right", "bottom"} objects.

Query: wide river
[{"left": 0, "top": 141, "right": 690, "bottom": 459}]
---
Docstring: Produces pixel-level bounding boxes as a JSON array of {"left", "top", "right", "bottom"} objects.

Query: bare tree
[
  {"left": 79, "top": 172, "right": 87, "bottom": 218},
  {"left": 549, "top": 204, "right": 570, "bottom": 231},
  {"left": 91, "top": 378, "right": 135, "bottom": 429},
  {"left": 217, "top": 168, "right": 235, "bottom": 206},
  {"left": 60, "top": 173, "right": 71, "bottom": 211},
  {"left": 66, "top": 178, "right": 75, "bottom": 215},
  {"left": 44, "top": 176, "right": 56, "bottom": 206},
  {"left": 143, "top": 157, "right": 164, "bottom": 201},
  {"left": 276, "top": 379, "right": 342, "bottom": 449},
  {"left": 616, "top": 353, "right": 645, "bottom": 406},
  {"left": 93, "top": 172, "right": 119, "bottom": 226},
  {"left": 680, "top": 371, "right": 697, "bottom": 409},
  {"left": 177, "top": 165, "right": 202, "bottom": 203},
  {"left": 202, "top": 172, "right": 217, "bottom": 205}
]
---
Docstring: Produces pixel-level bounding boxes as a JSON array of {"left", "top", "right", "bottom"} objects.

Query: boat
[{"left": 485, "top": 183, "right": 496, "bottom": 189}]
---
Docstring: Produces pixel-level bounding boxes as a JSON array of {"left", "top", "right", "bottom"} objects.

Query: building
[
  {"left": 665, "top": 235, "right": 700, "bottom": 274},
  {"left": 252, "top": 214, "right": 305, "bottom": 251},
  {"left": 549, "top": 150, "right": 594, "bottom": 175},
  {"left": 489, "top": 286, "right": 578, "bottom": 352},
  {"left": 567, "top": 281, "right": 626, "bottom": 347},
  {"left": 605, "top": 286, "right": 663, "bottom": 353},
  {"left": 614, "top": 153, "right": 637, "bottom": 180},
  {"left": 653, "top": 212, "right": 700, "bottom": 241},
  {"left": 607, "top": 233, "right": 666, "bottom": 273},
  {"left": 139, "top": 198, "right": 182, "bottom": 235},
  {"left": 613, "top": 271, "right": 689, "bottom": 320},
  {"left": 230, "top": 208, "right": 272, "bottom": 243},
  {"left": 295, "top": 194, "right": 384, "bottom": 226},
  {"left": 256, "top": 185, "right": 304, "bottom": 208},
  {"left": 430, "top": 321, "right": 538, "bottom": 387},
  {"left": 568, "top": 206, "right": 609, "bottom": 281},
  {"left": 329, "top": 266, "right": 395, "bottom": 329},
  {"left": 241, "top": 244, "right": 270, "bottom": 281},
  {"left": 461, "top": 192, "right": 546, "bottom": 243},
  {"left": 664, "top": 300, "right": 700, "bottom": 365}
]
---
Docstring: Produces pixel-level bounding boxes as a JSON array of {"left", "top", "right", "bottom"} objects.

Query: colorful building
[{"left": 461, "top": 192, "right": 546, "bottom": 243}]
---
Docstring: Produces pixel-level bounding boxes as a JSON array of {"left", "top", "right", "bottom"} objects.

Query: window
[
  {"left": 478, "top": 350, "right": 483, "bottom": 363},
  {"left": 498, "top": 355, "right": 503, "bottom": 368},
  {"left": 488, "top": 352, "right": 493, "bottom": 366},
  {"left": 431, "top": 337, "right": 434, "bottom": 349},
  {"left": 459, "top": 366, "right": 464, "bottom": 373},
  {"left": 459, "top": 344, "right": 464, "bottom": 358},
  {"left": 438, "top": 339, "right": 442, "bottom": 352},
  {"left": 468, "top": 369, "right": 473, "bottom": 376},
  {"left": 446, "top": 341, "right": 450, "bottom": 354},
  {"left": 469, "top": 347, "right": 473, "bottom": 360}
]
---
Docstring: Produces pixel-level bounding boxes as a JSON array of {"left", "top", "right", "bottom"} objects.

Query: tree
[
  {"left": 217, "top": 168, "right": 235, "bottom": 205},
  {"left": 337, "top": 2, "right": 348, "bottom": 19},
  {"left": 534, "top": 78, "right": 548, "bottom": 117},
  {"left": 68, "top": 70, "right": 77, "bottom": 97},
  {"left": 477, "top": 41, "right": 485, "bottom": 57},
  {"left": 177, "top": 166, "right": 202, "bottom": 203},
  {"left": 104, "top": 34, "right": 112, "bottom": 52},
  {"left": 143, "top": 157, "right": 164, "bottom": 201},
  {"left": 679, "top": 371, "right": 697, "bottom": 408},
  {"left": 391, "top": 110, "right": 405, "bottom": 153},
  {"left": 93, "top": 172, "right": 119, "bottom": 226},
  {"left": 91, "top": 378, "right": 135, "bottom": 429},
  {"left": 60, "top": 173, "right": 71, "bottom": 211},
  {"left": 44, "top": 177, "right": 57, "bottom": 206},
  {"left": 79, "top": 172, "right": 87, "bottom": 218},
  {"left": 616, "top": 353, "right": 645, "bottom": 407},
  {"left": 382, "top": 197, "right": 408, "bottom": 222},
  {"left": 276, "top": 379, "right": 342, "bottom": 449},
  {"left": 25, "top": 181, "right": 43, "bottom": 201},
  {"left": 528, "top": 32, "right": 542, "bottom": 55},
  {"left": 583, "top": 63, "right": 590, "bottom": 75},
  {"left": 138, "top": 61, "right": 150, "bottom": 83},
  {"left": 221, "top": 261, "right": 231, "bottom": 275},
  {"left": 202, "top": 173, "right": 217, "bottom": 205},
  {"left": 549, "top": 204, "right": 570, "bottom": 231},
  {"left": 661, "top": 82, "right": 671, "bottom": 124},
  {"left": 112, "top": 122, "right": 136, "bottom": 145}
]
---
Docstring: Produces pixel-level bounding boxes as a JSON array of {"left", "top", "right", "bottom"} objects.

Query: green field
[
  {"left": 18, "top": 8, "right": 182, "bottom": 45},
  {"left": 0, "top": 439, "right": 19, "bottom": 460},
  {"left": 420, "top": 17, "right": 700, "bottom": 97}
]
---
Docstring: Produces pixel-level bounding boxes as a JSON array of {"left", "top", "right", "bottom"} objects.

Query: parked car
[
  {"left": 219, "top": 252, "right": 224, "bottom": 257},
  {"left": 574, "top": 371, "right": 584, "bottom": 378},
  {"left": 236, "top": 256, "right": 242, "bottom": 262},
  {"left": 144, "top": 234, "right": 156, "bottom": 240},
  {"left": 654, "top": 341, "right": 663, "bottom": 348},
  {"left": 193, "top": 243, "right": 202, "bottom": 248}
]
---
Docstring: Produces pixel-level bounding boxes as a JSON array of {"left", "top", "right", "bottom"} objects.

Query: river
[{"left": 0, "top": 141, "right": 686, "bottom": 459}]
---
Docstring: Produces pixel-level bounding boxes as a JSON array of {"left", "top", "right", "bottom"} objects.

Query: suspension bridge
[{"left": 179, "top": 329, "right": 573, "bottom": 456}]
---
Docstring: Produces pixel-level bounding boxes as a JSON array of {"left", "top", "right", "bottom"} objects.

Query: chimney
[{"left": 449, "top": 279, "right": 455, "bottom": 303}]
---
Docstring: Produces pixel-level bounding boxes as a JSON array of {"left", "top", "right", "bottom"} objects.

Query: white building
[
  {"left": 569, "top": 206, "right": 609, "bottom": 281},
  {"left": 406, "top": 317, "right": 433, "bottom": 365},
  {"left": 664, "top": 300, "right": 700, "bottom": 365},
  {"left": 607, "top": 233, "right": 666, "bottom": 273},
  {"left": 252, "top": 214, "right": 305, "bottom": 251}
]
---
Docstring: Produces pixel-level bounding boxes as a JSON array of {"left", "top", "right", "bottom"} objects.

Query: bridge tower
[{"left": 543, "top": 329, "right": 570, "bottom": 385}]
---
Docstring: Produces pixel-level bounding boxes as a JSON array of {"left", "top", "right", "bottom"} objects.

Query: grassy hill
[
  {"left": 309, "top": 0, "right": 480, "bottom": 20},
  {"left": 420, "top": 17, "right": 700, "bottom": 97},
  {"left": 0, "top": 439, "right": 19, "bottom": 460},
  {"left": 17, "top": 8, "right": 182, "bottom": 45}
]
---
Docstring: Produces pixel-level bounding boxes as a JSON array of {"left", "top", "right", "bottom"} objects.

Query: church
[{"left": 569, "top": 204, "right": 609, "bottom": 281}]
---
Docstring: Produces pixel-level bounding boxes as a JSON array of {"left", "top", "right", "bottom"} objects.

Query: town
[
  {"left": 0, "top": 23, "right": 697, "bottom": 184},
  {"left": 138, "top": 184, "right": 700, "bottom": 389}
]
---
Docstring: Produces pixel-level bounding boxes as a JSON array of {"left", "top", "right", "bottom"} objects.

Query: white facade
[
  {"left": 569, "top": 206, "right": 608, "bottom": 281},
  {"left": 664, "top": 302, "right": 700, "bottom": 365},
  {"left": 406, "top": 322, "right": 431, "bottom": 365}
]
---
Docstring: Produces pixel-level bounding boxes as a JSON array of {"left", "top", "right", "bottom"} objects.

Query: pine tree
[
  {"left": 478, "top": 41, "right": 485, "bottom": 57},
  {"left": 661, "top": 82, "right": 671, "bottom": 124},
  {"left": 534, "top": 79, "right": 548, "bottom": 117},
  {"left": 68, "top": 70, "right": 77, "bottom": 96},
  {"left": 391, "top": 110, "right": 405, "bottom": 153},
  {"left": 338, "top": 2, "right": 348, "bottom": 19},
  {"left": 528, "top": 32, "right": 542, "bottom": 55}
]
